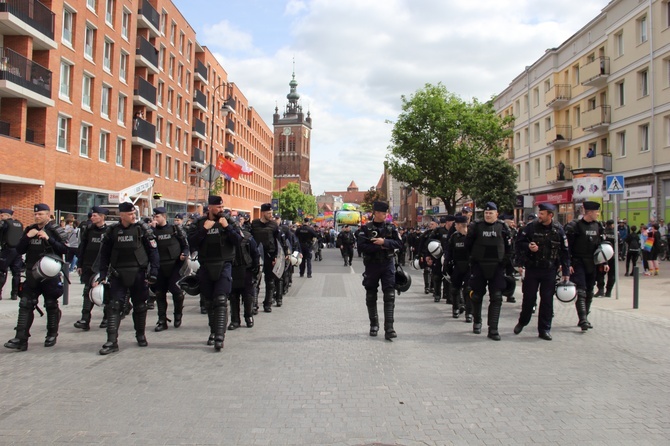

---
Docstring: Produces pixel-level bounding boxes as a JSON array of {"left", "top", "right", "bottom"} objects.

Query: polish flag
[
  {"left": 215, "top": 154, "right": 243, "bottom": 180},
  {"left": 234, "top": 156, "right": 254, "bottom": 175}
]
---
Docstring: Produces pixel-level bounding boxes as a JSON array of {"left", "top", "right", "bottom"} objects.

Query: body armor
[
  {"left": 80, "top": 223, "right": 106, "bottom": 268},
  {"left": 450, "top": 232, "right": 469, "bottom": 272},
  {"left": 108, "top": 224, "right": 149, "bottom": 270},
  {"left": 250, "top": 219, "right": 277, "bottom": 255},
  {"left": 524, "top": 221, "right": 562, "bottom": 269},
  {"left": 470, "top": 221, "right": 505, "bottom": 264},
  {"left": 154, "top": 223, "right": 182, "bottom": 275},
  {"left": 24, "top": 222, "right": 64, "bottom": 268}
]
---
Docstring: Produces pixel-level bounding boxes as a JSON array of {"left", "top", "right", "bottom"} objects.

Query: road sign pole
[{"left": 614, "top": 194, "right": 619, "bottom": 300}]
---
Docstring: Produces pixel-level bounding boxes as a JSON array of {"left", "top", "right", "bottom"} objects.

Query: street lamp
[{"left": 208, "top": 82, "right": 231, "bottom": 193}]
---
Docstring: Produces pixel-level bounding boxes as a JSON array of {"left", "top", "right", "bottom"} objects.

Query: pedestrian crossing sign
[{"left": 606, "top": 175, "right": 625, "bottom": 194}]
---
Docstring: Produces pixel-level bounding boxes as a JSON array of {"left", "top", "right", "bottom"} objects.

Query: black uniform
[
  {"left": 416, "top": 228, "right": 436, "bottom": 294},
  {"left": 595, "top": 225, "right": 616, "bottom": 297},
  {"left": 465, "top": 219, "right": 512, "bottom": 340},
  {"left": 97, "top": 221, "right": 159, "bottom": 354},
  {"left": 188, "top": 214, "right": 241, "bottom": 350},
  {"left": 432, "top": 225, "right": 450, "bottom": 302},
  {"left": 229, "top": 228, "right": 260, "bottom": 329},
  {"left": 5, "top": 221, "right": 67, "bottom": 351},
  {"left": 152, "top": 222, "right": 189, "bottom": 331},
  {"left": 296, "top": 223, "right": 318, "bottom": 278},
  {"left": 444, "top": 231, "right": 472, "bottom": 320},
  {"left": 358, "top": 221, "right": 403, "bottom": 340},
  {"left": 565, "top": 218, "right": 604, "bottom": 331},
  {"left": 0, "top": 217, "right": 24, "bottom": 300},
  {"left": 250, "top": 218, "right": 280, "bottom": 313},
  {"left": 74, "top": 221, "right": 108, "bottom": 330},
  {"left": 514, "top": 220, "right": 570, "bottom": 337},
  {"left": 336, "top": 229, "right": 356, "bottom": 266}
]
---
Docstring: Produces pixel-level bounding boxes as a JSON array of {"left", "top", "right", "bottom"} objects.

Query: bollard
[
  {"left": 633, "top": 266, "right": 639, "bottom": 309},
  {"left": 63, "top": 263, "right": 69, "bottom": 305}
]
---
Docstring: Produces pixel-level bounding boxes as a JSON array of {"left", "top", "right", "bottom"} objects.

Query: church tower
[{"left": 273, "top": 68, "right": 312, "bottom": 195}]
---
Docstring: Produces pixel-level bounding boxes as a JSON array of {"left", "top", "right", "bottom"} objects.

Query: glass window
[
  {"left": 639, "top": 70, "right": 649, "bottom": 97},
  {"left": 101, "top": 85, "right": 110, "bottom": 118},
  {"left": 115, "top": 138, "right": 124, "bottom": 165},
  {"left": 166, "top": 155, "right": 171, "bottom": 178},
  {"left": 105, "top": 0, "right": 114, "bottom": 26},
  {"left": 166, "top": 122, "right": 172, "bottom": 146},
  {"left": 155, "top": 153, "right": 161, "bottom": 176},
  {"left": 640, "top": 124, "right": 650, "bottom": 152},
  {"left": 175, "top": 160, "right": 180, "bottom": 181},
  {"left": 82, "top": 75, "right": 92, "bottom": 109},
  {"left": 80, "top": 124, "right": 91, "bottom": 157},
  {"left": 617, "top": 81, "right": 625, "bottom": 106},
  {"left": 119, "top": 52, "right": 128, "bottom": 82},
  {"left": 99, "top": 131, "right": 109, "bottom": 161},
  {"left": 59, "top": 62, "right": 71, "bottom": 99},
  {"left": 616, "top": 31, "right": 624, "bottom": 57},
  {"left": 157, "top": 81, "right": 164, "bottom": 106},
  {"left": 121, "top": 9, "right": 130, "bottom": 39},
  {"left": 639, "top": 16, "right": 647, "bottom": 43},
  {"left": 87, "top": 0, "right": 97, "bottom": 12},
  {"left": 103, "top": 40, "right": 112, "bottom": 72},
  {"left": 57, "top": 116, "right": 69, "bottom": 152},
  {"left": 618, "top": 131, "right": 626, "bottom": 157},
  {"left": 117, "top": 93, "right": 126, "bottom": 124},
  {"left": 62, "top": 9, "right": 74, "bottom": 46},
  {"left": 84, "top": 26, "right": 95, "bottom": 59}
]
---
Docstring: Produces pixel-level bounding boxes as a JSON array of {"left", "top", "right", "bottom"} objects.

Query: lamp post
[{"left": 208, "top": 82, "right": 230, "bottom": 193}]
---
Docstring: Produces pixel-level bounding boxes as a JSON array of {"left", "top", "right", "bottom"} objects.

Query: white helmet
[
  {"left": 555, "top": 280, "right": 577, "bottom": 303},
  {"left": 427, "top": 240, "right": 443, "bottom": 259},
  {"left": 594, "top": 243, "right": 614, "bottom": 264},
  {"left": 89, "top": 283, "right": 106, "bottom": 306},
  {"left": 179, "top": 257, "right": 200, "bottom": 276},
  {"left": 32, "top": 255, "right": 63, "bottom": 281},
  {"left": 290, "top": 251, "right": 301, "bottom": 266},
  {"left": 412, "top": 258, "right": 421, "bottom": 270}
]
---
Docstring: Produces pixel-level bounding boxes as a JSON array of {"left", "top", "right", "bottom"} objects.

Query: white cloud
[{"left": 200, "top": 0, "right": 609, "bottom": 195}]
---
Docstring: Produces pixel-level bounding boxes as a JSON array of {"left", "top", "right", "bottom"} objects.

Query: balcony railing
[
  {"left": 191, "top": 148, "right": 205, "bottom": 165},
  {"left": 582, "top": 105, "right": 611, "bottom": 132},
  {"left": 195, "top": 60, "right": 207, "bottom": 83},
  {"left": 581, "top": 56, "right": 610, "bottom": 86},
  {"left": 135, "top": 36, "right": 158, "bottom": 72},
  {"left": 132, "top": 117, "right": 156, "bottom": 147},
  {"left": 133, "top": 76, "right": 156, "bottom": 107},
  {"left": 226, "top": 118, "right": 235, "bottom": 133},
  {"left": 226, "top": 141, "right": 234, "bottom": 156},
  {"left": 192, "top": 118, "right": 206, "bottom": 138},
  {"left": 137, "top": 0, "right": 160, "bottom": 36},
  {"left": 546, "top": 125, "right": 572, "bottom": 147},
  {"left": 193, "top": 89, "right": 207, "bottom": 110},
  {"left": 545, "top": 165, "right": 572, "bottom": 184},
  {"left": 545, "top": 84, "right": 571, "bottom": 108},
  {"left": 580, "top": 153, "right": 612, "bottom": 171},
  {"left": 0, "top": 47, "right": 52, "bottom": 99},
  {"left": 0, "top": 0, "right": 55, "bottom": 41}
]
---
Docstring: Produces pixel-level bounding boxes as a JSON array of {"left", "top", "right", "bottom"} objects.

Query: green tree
[
  {"left": 361, "top": 188, "right": 382, "bottom": 213},
  {"left": 386, "top": 83, "right": 514, "bottom": 214},
  {"left": 272, "top": 182, "right": 317, "bottom": 222},
  {"left": 469, "top": 156, "right": 518, "bottom": 214}
]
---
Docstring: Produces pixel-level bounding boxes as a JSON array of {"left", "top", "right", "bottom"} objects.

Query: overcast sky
[{"left": 172, "top": 0, "right": 609, "bottom": 195}]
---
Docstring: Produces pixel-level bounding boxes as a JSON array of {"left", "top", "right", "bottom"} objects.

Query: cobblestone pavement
[{"left": 0, "top": 250, "right": 669, "bottom": 445}]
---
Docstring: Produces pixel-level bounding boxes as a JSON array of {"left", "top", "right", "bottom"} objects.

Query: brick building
[{"left": 0, "top": 0, "right": 274, "bottom": 223}]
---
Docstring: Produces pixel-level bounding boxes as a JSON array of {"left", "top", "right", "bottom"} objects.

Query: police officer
[
  {"left": 151, "top": 207, "right": 189, "bottom": 331},
  {"left": 595, "top": 220, "right": 616, "bottom": 297},
  {"left": 436, "top": 215, "right": 454, "bottom": 303},
  {"left": 4, "top": 204, "right": 68, "bottom": 351},
  {"left": 228, "top": 224, "right": 260, "bottom": 330},
  {"left": 465, "top": 202, "right": 512, "bottom": 341},
  {"left": 417, "top": 220, "right": 438, "bottom": 295},
  {"left": 96, "top": 202, "right": 159, "bottom": 355},
  {"left": 502, "top": 214, "right": 518, "bottom": 303},
  {"left": 296, "top": 218, "right": 318, "bottom": 278},
  {"left": 73, "top": 206, "right": 110, "bottom": 330},
  {"left": 250, "top": 204, "right": 281, "bottom": 313},
  {"left": 274, "top": 216, "right": 293, "bottom": 305},
  {"left": 443, "top": 215, "right": 471, "bottom": 320},
  {"left": 336, "top": 225, "right": 355, "bottom": 266},
  {"left": 565, "top": 201, "right": 606, "bottom": 331},
  {"left": 0, "top": 208, "right": 24, "bottom": 301},
  {"left": 513, "top": 203, "right": 570, "bottom": 340},
  {"left": 187, "top": 196, "right": 241, "bottom": 351},
  {"left": 358, "top": 201, "right": 403, "bottom": 340},
  {"left": 173, "top": 213, "right": 184, "bottom": 228}
]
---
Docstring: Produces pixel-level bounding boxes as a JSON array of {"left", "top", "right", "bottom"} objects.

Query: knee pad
[
  {"left": 382, "top": 289, "right": 395, "bottom": 303},
  {"left": 214, "top": 295, "right": 228, "bottom": 308},
  {"left": 134, "top": 302, "right": 147, "bottom": 314},
  {"left": 0, "top": 271, "right": 7, "bottom": 285},
  {"left": 44, "top": 298, "right": 59, "bottom": 311},
  {"left": 19, "top": 296, "right": 37, "bottom": 310},
  {"left": 577, "top": 289, "right": 587, "bottom": 299},
  {"left": 470, "top": 292, "right": 483, "bottom": 305},
  {"left": 490, "top": 292, "right": 503, "bottom": 304}
]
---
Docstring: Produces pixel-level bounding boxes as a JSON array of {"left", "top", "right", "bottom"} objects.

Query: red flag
[{"left": 215, "top": 154, "right": 243, "bottom": 180}]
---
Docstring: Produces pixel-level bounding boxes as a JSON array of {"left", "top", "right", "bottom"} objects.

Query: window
[
  {"left": 166, "top": 122, "right": 172, "bottom": 146},
  {"left": 185, "top": 72, "right": 191, "bottom": 92},
  {"left": 80, "top": 124, "right": 91, "bottom": 157},
  {"left": 62, "top": 8, "right": 74, "bottom": 46},
  {"left": 617, "top": 131, "right": 626, "bottom": 157},
  {"left": 616, "top": 31, "right": 624, "bottom": 57},
  {"left": 99, "top": 131, "right": 109, "bottom": 161},
  {"left": 160, "top": 10, "right": 167, "bottom": 35},
  {"left": 156, "top": 116, "right": 163, "bottom": 142},
  {"left": 639, "top": 16, "right": 647, "bottom": 43},
  {"left": 59, "top": 61, "right": 72, "bottom": 99},
  {"left": 544, "top": 79, "right": 551, "bottom": 93},
  {"left": 587, "top": 97, "right": 596, "bottom": 111},
  {"left": 186, "top": 41, "right": 192, "bottom": 61},
  {"left": 524, "top": 161, "right": 530, "bottom": 180},
  {"left": 179, "top": 32, "right": 185, "bottom": 54},
  {"left": 544, "top": 117, "right": 551, "bottom": 132},
  {"left": 523, "top": 94, "right": 529, "bottom": 113},
  {"left": 176, "top": 95, "right": 182, "bottom": 119},
  {"left": 533, "top": 87, "right": 539, "bottom": 107},
  {"left": 545, "top": 154, "right": 552, "bottom": 169},
  {"left": 117, "top": 93, "right": 126, "bottom": 124},
  {"left": 175, "top": 127, "right": 181, "bottom": 151},
  {"left": 82, "top": 74, "right": 92, "bottom": 110},
  {"left": 182, "top": 163, "right": 187, "bottom": 184},
  {"left": 57, "top": 115, "right": 69, "bottom": 152},
  {"left": 177, "top": 63, "right": 183, "bottom": 86},
  {"left": 103, "top": 40, "right": 113, "bottom": 72},
  {"left": 575, "top": 106, "right": 581, "bottom": 128},
  {"left": 183, "top": 132, "right": 189, "bottom": 154},
  {"left": 514, "top": 100, "right": 520, "bottom": 116},
  {"left": 572, "top": 64, "right": 580, "bottom": 85},
  {"left": 175, "top": 160, "right": 180, "bottom": 181},
  {"left": 666, "top": 116, "right": 670, "bottom": 147},
  {"left": 170, "top": 21, "right": 177, "bottom": 45},
  {"left": 515, "top": 164, "right": 521, "bottom": 180},
  {"left": 158, "top": 46, "right": 165, "bottom": 71},
  {"left": 115, "top": 137, "right": 124, "bottom": 166},
  {"left": 587, "top": 142, "right": 597, "bottom": 157},
  {"left": 524, "top": 128, "right": 529, "bottom": 147},
  {"left": 119, "top": 52, "right": 128, "bottom": 82},
  {"left": 666, "top": 58, "right": 670, "bottom": 88},
  {"left": 616, "top": 81, "right": 625, "bottom": 106},
  {"left": 640, "top": 124, "right": 650, "bottom": 152},
  {"left": 105, "top": 0, "right": 114, "bottom": 26},
  {"left": 84, "top": 26, "right": 95, "bottom": 60},
  {"left": 534, "top": 159, "right": 540, "bottom": 178},
  {"left": 166, "top": 156, "right": 171, "bottom": 178},
  {"left": 184, "top": 101, "right": 190, "bottom": 122},
  {"left": 101, "top": 85, "right": 111, "bottom": 118},
  {"left": 533, "top": 122, "right": 540, "bottom": 142},
  {"left": 167, "top": 88, "right": 173, "bottom": 112},
  {"left": 155, "top": 153, "right": 162, "bottom": 176},
  {"left": 168, "top": 55, "right": 175, "bottom": 79},
  {"left": 87, "top": 0, "right": 97, "bottom": 11},
  {"left": 639, "top": 69, "right": 649, "bottom": 97},
  {"left": 121, "top": 9, "right": 130, "bottom": 39}
]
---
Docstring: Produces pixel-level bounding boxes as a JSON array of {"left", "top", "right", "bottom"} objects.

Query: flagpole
[{"left": 209, "top": 82, "right": 230, "bottom": 193}]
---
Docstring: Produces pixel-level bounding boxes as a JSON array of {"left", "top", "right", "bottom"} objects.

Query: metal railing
[
  {"left": 0, "top": 47, "right": 52, "bottom": 98},
  {"left": 0, "top": 0, "right": 55, "bottom": 40},
  {"left": 581, "top": 56, "right": 610, "bottom": 84},
  {"left": 195, "top": 60, "right": 207, "bottom": 81},
  {"left": 135, "top": 36, "right": 158, "bottom": 68},
  {"left": 132, "top": 117, "right": 156, "bottom": 144},
  {"left": 137, "top": 0, "right": 160, "bottom": 31},
  {"left": 134, "top": 76, "right": 156, "bottom": 104},
  {"left": 193, "top": 89, "right": 206, "bottom": 109},
  {"left": 226, "top": 141, "right": 234, "bottom": 155},
  {"left": 192, "top": 118, "right": 206, "bottom": 136},
  {"left": 191, "top": 148, "right": 205, "bottom": 164},
  {"left": 582, "top": 105, "right": 611, "bottom": 130},
  {"left": 226, "top": 118, "right": 235, "bottom": 132}
]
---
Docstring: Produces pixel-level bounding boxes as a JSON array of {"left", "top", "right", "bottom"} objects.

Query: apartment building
[
  {"left": 494, "top": 0, "right": 670, "bottom": 227},
  {"left": 0, "top": 0, "right": 274, "bottom": 223}
]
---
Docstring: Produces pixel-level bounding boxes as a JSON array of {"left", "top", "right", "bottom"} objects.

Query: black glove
[{"left": 147, "top": 269, "right": 158, "bottom": 285}]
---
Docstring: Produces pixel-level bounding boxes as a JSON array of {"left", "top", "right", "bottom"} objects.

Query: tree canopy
[
  {"left": 386, "top": 83, "right": 514, "bottom": 214},
  {"left": 272, "top": 182, "right": 317, "bottom": 223},
  {"left": 469, "top": 156, "right": 518, "bottom": 214},
  {"left": 361, "top": 188, "right": 383, "bottom": 213}
]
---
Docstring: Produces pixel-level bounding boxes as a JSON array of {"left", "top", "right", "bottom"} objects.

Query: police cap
[
  {"left": 527, "top": 213, "right": 537, "bottom": 221},
  {"left": 538, "top": 203, "right": 556, "bottom": 213},
  {"left": 445, "top": 215, "right": 455, "bottom": 222},
  {"left": 484, "top": 202, "right": 497, "bottom": 211},
  {"left": 462, "top": 206, "right": 472, "bottom": 213},
  {"left": 91, "top": 206, "right": 109, "bottom": 216},
  {"left": 34, "top": 203, "right": 50, "bottom": 212},
  {"left": 583, "top": 201, "right": 600, "bottom": 211},
  {"left": 439, "top": 216, "right": 447, "bottom": 224},
  {"left": 501, "top": 214, "right": 514, "bottom": 221},
  {"left": 118, "top": 202, "right": 134, "bottom": 213},
  {"left": 454, "top": 215, "right": 468, "bottom": 224},
  {"left": 153, "top": 207, "right": 167, "bottom": 215},
  {"left": 208, "top": 195, "right": 223, "bottom": 205},
  {"left": 174, "top": 213, "right": 184, "bottom": 220},
  {"left": 372, "top": 201, "right": 389, "bottom": 212},
  {"left": 260, "top": 203, "right": 272, "bottom": 212},
  {"left": 0, "top": 208, "right": 14, "bottom": 215}
]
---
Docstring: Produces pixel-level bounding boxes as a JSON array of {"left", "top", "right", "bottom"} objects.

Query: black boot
[
  {"left": 585, "top": 292, "right": 594, "bottom": 328},
  {"left": 205, "top": 301, "right": 215, "bottom": 345},
  {"left": 471, "top": 292, "right": 483, "bottom": 334},
  {"left": 383, "top": 289, "right": 397, "bottom": 340},
  {"left": 133, "top": 304, "right": 148, "bottom": 347},
  {"left": 154, "top": 292, "right": 169, "bottom": 332},
  {"left": 74, "top": 292, "right": 93, "bottom": 330},
  {"left": 275, "top": 279, "right": 283, "bottom": 307},
  {"left": 200, "top": 297, "right": 207, "bottom": 314},
  {"left": 173, "top": 293, "right": 184, "bottom": 328},
  {"left": 213, "top": 295, "right": 228, "bottom": 351},
  {"left": 44, "top": 303, "right": 61, "bottom": 347},
  {"left": 99, "top": 304, "right": 109, "bottom": 328},
  {"left": 451, "top": 287, "right": 461, "bottom": 318},
  {"left": 263, "top": 280, "right": 274, "bottom": 312},
  {"left": 366, "top": 291, "right": 378, "bottom": 336},
  {"left": 486, "top": 292, "right": 502, "bottom": 341},
  {"left": 99, "top": 301, "right": 121, "bottom": 355},
  {"left": 423, "top": 269, "right": 431, "bottom": 294},
  {"left": 575, "top": 291, "right": 589, "bottom": 331},
  {"left": 4, "top": 299, "right": 34, "bottom": 351}
]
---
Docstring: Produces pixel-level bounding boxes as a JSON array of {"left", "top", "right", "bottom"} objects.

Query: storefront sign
[
  {"left": 534, "top": 190, "right": 572, "bottom": 204},
  {"left": 624, "top": 185, "right": 652, "bottom": 200}
]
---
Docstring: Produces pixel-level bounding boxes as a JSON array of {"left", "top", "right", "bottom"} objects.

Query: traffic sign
[{"left": 606, "top": 175, "right": 625, "bottom": 194}]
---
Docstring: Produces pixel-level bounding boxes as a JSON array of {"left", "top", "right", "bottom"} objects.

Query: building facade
[
  {"left": 495, "top": 0, "right": 670, "bottom": 227},
  {"left": 0, "top": 0, "right": 274, "bottom": 223},
  {"left": 272, "top": 71, "right": 312, "bottom": 195}
]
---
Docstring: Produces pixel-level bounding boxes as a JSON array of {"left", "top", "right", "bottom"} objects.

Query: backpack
[
  {"left": 628, "top": 234, "right": 640, "bottom": 251},
  {"left": 235, "top": 230, "right": 254, "bottom": 267},
  {"left": 3, "top": 218, "right": 24, "bottom": 248}
]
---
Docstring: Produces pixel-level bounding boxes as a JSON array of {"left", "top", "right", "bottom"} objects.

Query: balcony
[
  {"left": 0, "top": 0, "right": 56, "bottom": 50},
  {"left": 193, "top": 89, "right": 207, "bottom": 112},
  {"left": 546, "top": 125, "right": 571, "bottom": 147},
  {"left": 544, "top": 165, "right": 572, "bottom": 184},
  {"left": 0, "top": 47, "right": 53, "bottom": 107},
  {"left": 133, "top": 76, "right": 157, "bottom": 111},
  {"left": 505, "top": 146, "right": 514, "bottom": 160},
  {"left": 225, "top": 118, "right": 235, "bottom": 135},
  {"left": 190, "top": 147, "right": 206, "bottom": 166},
  {"left": 132, "top": 117, "right": 156, "bottom": 149},
  {"left": 194, "top": 60, "right": 207, "bottom": 84},
  {"left": 135, "top": 36, "right": 158, "bottom": 74},
  {"left": 582, "top": 105, "right": 611, "bottom": 132},
  {"left": 581, "top": 56, "right": 610, "bottom": 87},
  {"left": 580, "top": 153, "right": 612, "bottom": 172},
  {"left": 137, "top": 0, "right": 160, "bottom": 37},
  {"left": 225, "top": 141, "right": 235, "bottom": 157},
  {"left": 545, "top": 84, "right": 571, "bottom": 108},
  {"left": 192, "top": 118, "right": 206, "bottom": 140}
]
